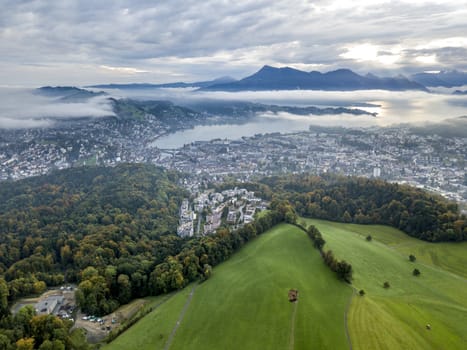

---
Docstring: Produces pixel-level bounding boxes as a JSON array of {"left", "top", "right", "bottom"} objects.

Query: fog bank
[{"left": 0, "top": 88, "right": 114, "bottom": 129}]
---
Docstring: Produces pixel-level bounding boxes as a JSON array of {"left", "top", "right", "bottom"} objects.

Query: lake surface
[
  {"left": 152, "top": 112, "right": 377, "bottom": 149},
  {"left": 147, "top": 89, "right": 467, "bottom": 149}
]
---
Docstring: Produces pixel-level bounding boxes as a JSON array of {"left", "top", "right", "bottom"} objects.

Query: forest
[
  {"left": 254, "top": 174, "right": 467, "bottom": 242},
  {"left": 0, "top": 164, "right": 187, "bottom": 299},
  {"left": 0, "top": 164, "right": 291, "bottom": 349}
]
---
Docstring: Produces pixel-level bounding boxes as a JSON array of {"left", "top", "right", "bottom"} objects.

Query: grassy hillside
[
  {"left": 104, "top": 224, "right": 352, "bottom": 350},
  {"left": 105, "top": 220, "right": 467, "bottom": 350},
  {"left": 305, "top": 219, "right": 467, "bottom": 350}
]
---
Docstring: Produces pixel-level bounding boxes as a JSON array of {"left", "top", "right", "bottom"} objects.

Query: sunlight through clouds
[
  {"left": 415, "top": 55, "right": 438, "bottom": 65},
  {"left": 0, "top": 0, "right": 466, "bottom": 85},
  {"left": 100, "top": 65, "right": 150, "bottom": 74},
  {"left": 415, "top": 37, "right": 467, "bottom": 50},
  {"left": 340, "top": 44, "right": 401, "bottom": 66}
]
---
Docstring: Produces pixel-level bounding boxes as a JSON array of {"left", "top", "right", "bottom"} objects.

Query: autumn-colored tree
[{"left": 16, "top": 338, "right": 34, "bottom": 350}]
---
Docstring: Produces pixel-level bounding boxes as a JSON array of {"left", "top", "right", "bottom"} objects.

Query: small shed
[{"left": 288, "top": 289, "right": 298, "bottom": 302}]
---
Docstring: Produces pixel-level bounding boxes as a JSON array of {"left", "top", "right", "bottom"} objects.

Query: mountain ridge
[
  {"left": 88, "top": 76, "right": 236, "bottom": 90},
  {"left": 411, "top": 70, "right": 467, "bottom": 87},
  {"left": 35, "top": 86, "right": 107, "bottom": 101},
  {"left": 86, "top": 66, "right": 432, "bottom": 92},
  {"left": 200, "top": 65, "right": 427, "bottom": 91}
]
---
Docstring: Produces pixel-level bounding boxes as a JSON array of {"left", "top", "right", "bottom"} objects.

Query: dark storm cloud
[{"left": 0, "top": 0, "right": 466, "bottom": 85}]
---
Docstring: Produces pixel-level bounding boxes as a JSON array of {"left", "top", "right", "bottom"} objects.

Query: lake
[
  {"left": 152, "top": 112, "right": 379, "bottom": 149},
  {"left": 151, "top": 89, "right": 467, "bottom": 149}
]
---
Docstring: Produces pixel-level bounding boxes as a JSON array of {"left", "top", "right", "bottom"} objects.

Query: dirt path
[
  {"left": 289, "top": 301, "right": 298, "bottom": 350},
  {"left": 344, "top": 288, "right": 355, "bottom": 350},
  {"left": 163, "top": 284, "right": 197, "bottom": 350}
]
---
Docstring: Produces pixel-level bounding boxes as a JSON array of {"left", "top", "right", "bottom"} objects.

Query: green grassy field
[
  {"left": 317, "top": 220, "right": 467, "bottom": 279},
  {"left": 103, "top": 287, "right": 194, "bottom": 350},
  {"left": 105, "top": 220, "right": 467, "bottom": 350},
  {"left": 304, "top": 219, "right": 467, "bottom": 350},
  {"left": 105, "top": 224, "right": 352, "bottom": 350}
]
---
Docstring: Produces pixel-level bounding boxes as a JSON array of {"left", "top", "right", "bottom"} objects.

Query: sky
[{"left": 1, "top": 0, "right": 467, "bottom": 86}]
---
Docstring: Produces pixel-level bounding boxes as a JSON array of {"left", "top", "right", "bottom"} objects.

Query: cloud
[
  {"left": 415, "top": 54, "right": 438, "bottom": 65},
  {"left": 0, "top": 88, "right": 114, "bottom": 129},
  {"left": 99, "top": 86, "right": 467, "bottom": 128},
  {"left": 1, "top": 85, "right": 464, "bottom": 130},
  {"left": 100, "top": 65, "right": 150, "bottom": 74},
  {"left": 340, "top": 43, "right": 402, "bottom": 67},
  {"left": 0, "top": 1, "right": 466, "bottom": 85}
]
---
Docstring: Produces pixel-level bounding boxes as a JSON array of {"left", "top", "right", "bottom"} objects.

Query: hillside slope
[
  {"left": 306, "top": 219, "right": 467, "bottom": 350},
  {"left": 105, "top": 224, "right": 352, "bottom": 350},
  {"left": 105, "top": 220, "right": 467, "bottom": 349}
]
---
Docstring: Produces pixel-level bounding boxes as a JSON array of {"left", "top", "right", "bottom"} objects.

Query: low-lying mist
[
  {"left": 99, "top": 87, "right": 467, "bottom": 127},
  {"left": 0, "top": 88, "right": 114, "bottom": 129},
  {"left": 1, "top": 86, "right": 466, "bottom": 130}
]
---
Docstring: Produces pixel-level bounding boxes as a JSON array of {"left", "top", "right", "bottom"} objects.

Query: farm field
[
  {"left": 305, "top": 219, "right": 467, "bottom": 350},
  {"left": 105, "top": 223, "right": 352, "bottom": 350}
]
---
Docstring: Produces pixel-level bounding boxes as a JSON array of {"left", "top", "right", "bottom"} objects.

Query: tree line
[
  {"left": 257, "top": 174, "right": 466, "bottom": 242},
  {"left": 75, "top": 204, "right": 288, "bottom": 315},
  {"left": 294, "top": 222, "right": 352, "bottom": 283}
]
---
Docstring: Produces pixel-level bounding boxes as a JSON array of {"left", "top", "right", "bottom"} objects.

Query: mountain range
[
  {"left": 90, "top": 65, "right": 432, "bottom": 92},
  {"left": 88, "top": 76, "right": 236, "bottom": 90},
  {"left": 411, "top": 70, "right": 467, "bottom": 87},
  {"left": 57, "top": 66, "right": 467, "bottom": 93},
  {"left": 201, "top": 65, "right": 427, "bottom": 91}
]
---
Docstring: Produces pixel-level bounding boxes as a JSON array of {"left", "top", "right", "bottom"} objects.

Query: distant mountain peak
[
  {"left": 331, "top": 68, "right": 355, "bottom": 74},
  {"left": 255, "top": 65, "right": 303, "bottom": 74},
  {"left": 259, "top": 64, "right": 276, "bottom": 70},
  {"left": 88, "top": 65, "right": 429, "bottom": 93},
  {"left": 201, "top": 65, "right": 427, "bottom": 92}
]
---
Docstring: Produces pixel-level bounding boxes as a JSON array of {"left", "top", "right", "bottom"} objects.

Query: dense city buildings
[{"left": 1, "top": 119, "right": 465, "bottom": 206}]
